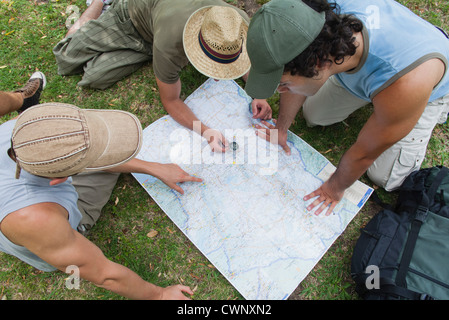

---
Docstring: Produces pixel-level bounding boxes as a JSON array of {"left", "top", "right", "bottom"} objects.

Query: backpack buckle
[
  {"left": 415, "top": 205, "right": 429, "bottom": 222},
  {"left": 420, "top": 293, "right": 434, "bottom": 300}
]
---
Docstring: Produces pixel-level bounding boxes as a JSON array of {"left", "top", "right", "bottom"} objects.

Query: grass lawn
[{"left": 0, "top": 0, "right": 448, "bottom": 300}]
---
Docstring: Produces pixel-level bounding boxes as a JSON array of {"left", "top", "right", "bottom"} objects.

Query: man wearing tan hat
[
  {"left": 0, "top": 103, "right": 202, "bottom": 299},
  {"left": 53, "top": 0, "right": 272, "bottom": 153}
]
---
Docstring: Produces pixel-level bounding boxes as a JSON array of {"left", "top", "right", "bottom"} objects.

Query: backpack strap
[
  {"left": 427, "top": 167, "right": 449, "bottom": 200},
  {"left": 395, "top": 167, "right": 449, "bottom": 288},
  {"left": 395, "top": 204, "right": 428, "bottom": 287},
  {"left": 378, "top": 278, "right": 434, "bottom": 300}
]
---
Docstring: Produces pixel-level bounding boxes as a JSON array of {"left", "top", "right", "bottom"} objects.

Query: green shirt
[{"left": 128, "top": 0, "right": 249, "bottom": 84}]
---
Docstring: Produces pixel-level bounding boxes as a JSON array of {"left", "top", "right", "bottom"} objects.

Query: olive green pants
[{"left": 53, "top": 0, "right": 152, "bottom": 89}]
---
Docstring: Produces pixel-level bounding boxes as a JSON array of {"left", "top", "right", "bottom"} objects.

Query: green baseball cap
[{"left": 245, "top": 0, "right": 325, "bottom": 99}]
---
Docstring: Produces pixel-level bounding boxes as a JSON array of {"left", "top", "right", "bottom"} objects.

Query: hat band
[{"left": 198, "top": 30, "right": 242, "bottom": 64}]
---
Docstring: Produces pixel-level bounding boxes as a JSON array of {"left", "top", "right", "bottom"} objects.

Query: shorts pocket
[{"left": 386, "top": 148, "right": 421, "bottom": 191}]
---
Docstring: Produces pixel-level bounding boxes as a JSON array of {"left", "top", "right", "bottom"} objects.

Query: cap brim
[
  {"left": 183, "top": 6, "right": 251, "bottom": 80},
  {"left": 244, "top": 66, "right": 284, "bottom": 99},
  {"left": 83, "top": 109, "right": 142, "bottom": 171}
]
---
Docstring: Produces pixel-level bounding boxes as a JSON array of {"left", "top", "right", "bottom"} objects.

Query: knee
[
  {"left": 366, "top": 167, "right": 389, "bottom": 190},
  {"left": 367, "top": 166, "right": 411, "bottom": 192},
  {"left": 302, "top": 101, "right": 325, "bottom": 127},
  {"left": 367, "top": 149, "right": 422, "bottom": 191},
  {"left": 302, "top": 99, "right": 342, "bottom": 127},
  {"left": 78, "top": 74, "right": 116, "bottom": 90}
]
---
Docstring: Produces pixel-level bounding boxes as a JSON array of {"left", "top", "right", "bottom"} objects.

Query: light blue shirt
[
  {"left": 0, "top": 119, "right": 82, "bottom": 271},
  {"left": 334, "top": 0, "right": 449, "bottom": 102}
]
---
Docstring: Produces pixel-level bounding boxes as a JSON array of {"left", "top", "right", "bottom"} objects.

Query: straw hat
[{"left": 183, "top": 6, "right": 250, "bottom": 80}]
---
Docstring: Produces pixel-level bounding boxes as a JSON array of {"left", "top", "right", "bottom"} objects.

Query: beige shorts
[{"left": 302, "top": 76, "right": 449, "bottom": 191}]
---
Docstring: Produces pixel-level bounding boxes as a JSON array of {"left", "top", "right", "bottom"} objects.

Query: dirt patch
[{"left": 237, "top": 0, "right": 261, "bottom": 17}]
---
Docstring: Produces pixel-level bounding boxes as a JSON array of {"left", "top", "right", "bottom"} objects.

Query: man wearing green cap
[{"left": 245, "top": 0, "right": 449, "bottom": 215}]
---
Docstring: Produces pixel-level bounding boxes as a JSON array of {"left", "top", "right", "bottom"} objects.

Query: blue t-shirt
[
  {"left": 334, "top": 0, "right": 449, "bottom": 102},
  {"left": 0, "top": 119, "right": 82, "bottom": 271}
]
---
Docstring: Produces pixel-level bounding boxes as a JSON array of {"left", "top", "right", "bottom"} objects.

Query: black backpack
[{"left": 351, "top": 166, "right": 449, "bottom": 300}]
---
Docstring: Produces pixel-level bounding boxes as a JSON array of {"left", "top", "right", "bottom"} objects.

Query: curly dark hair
[{"left": 284, "top": 0, "right": 363, "bottom": 78}]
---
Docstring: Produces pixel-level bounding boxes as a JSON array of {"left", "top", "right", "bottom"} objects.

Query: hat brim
[
  {"left": 83, "top": 109, "right": 142, "bottom": 172},
  {"left": 183, "top": 6, "right": 251, "bottom": 80},
  {"left": 244, "top": 66, "right": 284, "bottom": 99}
]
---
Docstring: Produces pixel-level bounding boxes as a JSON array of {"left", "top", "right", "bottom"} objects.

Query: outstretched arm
[
  {"left": 1, "top": 204, "right": 194, "bottom": 300},
  {"left": 156, "top": 77, "right": 228, "bottom": 152},
  {"left": 305, "top": 58, "right": 445, "bottom": 215},
  {"left": 108, "top": 158, "right": 202, "bottom": 194}
]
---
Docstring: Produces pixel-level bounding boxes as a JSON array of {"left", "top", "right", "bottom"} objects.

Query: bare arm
[
  {"left": 305, "top": 58, "right": 445, "bottom": 215},
  {"left": 156, "top": 77, "right": 228, "bottom": 152},
  {"left": 255, "top": 90, "right": 306, "bottom": 154},
  {"left": 107, "top": 158, "right": 202, "bottom": 194},
  {"left": 0, "top": 204, "right": 193, "bottom": 299}
]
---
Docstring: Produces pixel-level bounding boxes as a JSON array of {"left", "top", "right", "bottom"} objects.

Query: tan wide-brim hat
[
  {"left": 183, "top": 6, "right": 251, "bottom": 80},
  {"left": 12, "top": 103, "right": 142, "bottom": 178}
]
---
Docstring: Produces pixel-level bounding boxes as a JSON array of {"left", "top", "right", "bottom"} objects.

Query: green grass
[{"left": 0, "top": 0, "right": 448, "bottom": 300}]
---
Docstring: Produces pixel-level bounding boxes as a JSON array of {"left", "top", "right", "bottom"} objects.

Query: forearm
[
  {"left": 329, "top": 144, "right": 376, "bottom": 192},
  {"left": 162, "top": 95, "right": 227, "bottom": 152},
  {"left": 276, "top": 92, "right": 306, "bottom": 131},
  {"left": 107, "top": 158, "right": 162, "bottom": 175},
  {"left": 96, "top": 260, "right": 163, "bottom": 300},
  {"left": 30, "top": 220, "right": 166, "bottom": 300},
  {"left": 164, "top": 98, "right": 209, "bottom": 134},
  {"left": 156, "top": 78, "right": 209, "bottom": 135}
]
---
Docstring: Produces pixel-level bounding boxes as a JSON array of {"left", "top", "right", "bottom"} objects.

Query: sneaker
[
  {"left": 15, "top": 71, "right": 47, "bottom": 113},
  {"left": 77, "top": 223, "right": 92, "bottom": 237}
]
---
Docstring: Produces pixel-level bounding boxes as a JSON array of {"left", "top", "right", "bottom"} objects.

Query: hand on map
[
  {"left": 156, "top": 163, "right": 203, "bottom": 194},
  {"left": 255, "top": 120, "right": 291, "bottom": 155},
  {"left": 203, "top": 128, "right": 229, "bottom": 152},
  {"left": 251, "top": 99, "right": 272, "bottom": 120},
  {"left": 303, "top": 179, "right": 344, "bottom": 216}
]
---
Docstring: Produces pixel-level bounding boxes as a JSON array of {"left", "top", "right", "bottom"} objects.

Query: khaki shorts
[{"left": 302, "top": 76, "right": 449, "bottom": 191}]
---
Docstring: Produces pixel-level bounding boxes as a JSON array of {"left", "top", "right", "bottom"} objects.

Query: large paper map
[{"left": 133, "top": 79, "right": 373, "bottom": 300}]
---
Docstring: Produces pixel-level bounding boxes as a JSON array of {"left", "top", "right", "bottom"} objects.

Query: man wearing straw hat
[
  {"left": 54, "top": 0, "right": 272, "bottom": 152},
  {"left": 0, "top": 102, "right": 203, "bottom": 299}
]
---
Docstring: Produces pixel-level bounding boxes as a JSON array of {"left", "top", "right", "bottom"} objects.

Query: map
[{"left": 132, "top": 78, "right": 373, "bottom": 300}]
